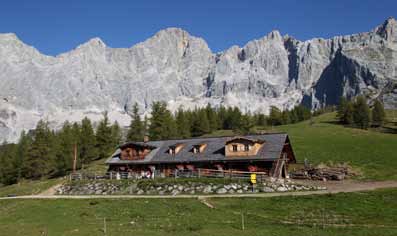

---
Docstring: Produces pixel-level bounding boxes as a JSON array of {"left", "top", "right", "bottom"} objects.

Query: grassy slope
[
  {"left": 0, "top": 178, "right": 62, "bottom": 197},
  {"left": 276, "top": 112, "right": 397, "bottom": 180},
  {"left": 1, "top": 188, "right": 397, "bottom": 236}
]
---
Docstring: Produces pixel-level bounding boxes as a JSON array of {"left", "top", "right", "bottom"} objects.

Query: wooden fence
[{"left": 69, "top": 168, "right": 270, "bottom": 182}]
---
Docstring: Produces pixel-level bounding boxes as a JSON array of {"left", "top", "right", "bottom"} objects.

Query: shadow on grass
[
  {"left": 319, "top": 121, "right": 397, "bottom": 134},
  {"left": 320, "top": 120, "right": 340, "bottom": 125},
  {"left": 377, "top": 126, "right": 397, "bottom": 134}
]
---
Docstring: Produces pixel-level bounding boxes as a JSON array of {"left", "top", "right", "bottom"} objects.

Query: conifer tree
[
  {"left": 0, "top": 142, "right": 18, "bottom": 185},
  {"left": 191, "top": 108, "right": 210, "bottom": 136},
  {"left": 344, "top": 101, "right": 354, "bottom": 125},
  {"left": 255, "top": 113, "right": 266, "bottom": 126},
  {"left": 372, "top": 99, "right": 385, "bottom": 127},
  {"left": 143, "top": 115, "right": 149, "bottom": 136},
  {"left": 126, "top": 103, "right": 144, "bottom": 141},
  {"left": 111, "top": 121, "right": 122, "bottom": 147},
  {"left": 149, "top": 102, "right": 177, "bottom": 140},
  {"left": 54, "top": 121, "right": 75, "bottom": 175},
  {"left": 79, "top": 117, "right": 97, "bottom": 164},
  {"left": 269, "top": 106, "right": 282, "bottom": 126},
  {"left": 205, "top": 103, "right": 219, "bottom": 132},
  {"left": 23, "top": 120, "right": 55, "bottom": 179},
  {"left": 238, "top": 114, "right": 254, "bottom": 134},
  {"left": 217, "top": 105, "right": 227, "bottom": 129},
  {"left": 281, "top": 111, "right": 291, "bottom": 125},
  {"left": 353, "top": 96, "right": 371, "bottom": 129},
  {"left": 15, "top": 131, "right": 31, "bottom": 181},
  {"left": 96, "top": 112, "right": 113, "bottom": 159},
  {"left": 175, "top": 107, "right": 191, "bottom": 138}
]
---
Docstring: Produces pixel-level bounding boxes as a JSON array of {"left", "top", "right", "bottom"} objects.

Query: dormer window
[
  {"left": 225, "top": 136, "right": 265, "bottom": 157},
  {"left": 193, "top": 146, "right": 200, "bottom": 153},
  {"left": 232, "top": 145, "right": 238, "bottom": 152},
  {"left": 193, "top": 143, "right": 207, "bottom": 154},
  {"left": 169, "top": 147, "right": 176, "bottom": 155},
  {"left": 168, "top": 143, "right": 185, "bottom": 155}
]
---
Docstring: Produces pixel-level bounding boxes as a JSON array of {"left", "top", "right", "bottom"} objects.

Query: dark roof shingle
[{"left": 106, "top": 133, "right": 289, "bottom": 165}]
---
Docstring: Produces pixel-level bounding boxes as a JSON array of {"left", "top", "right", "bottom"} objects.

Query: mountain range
[{"left": 0, "top": 17, "right": 396, "bottom": 142}]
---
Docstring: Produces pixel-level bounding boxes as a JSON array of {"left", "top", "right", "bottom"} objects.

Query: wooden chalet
[{"left": 106, "top": 133, "right": 296, "bottom": 178}]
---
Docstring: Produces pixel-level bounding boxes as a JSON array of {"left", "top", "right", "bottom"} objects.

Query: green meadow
[{"left": 1, "top": 188, "right": 397, "bottom": 236}]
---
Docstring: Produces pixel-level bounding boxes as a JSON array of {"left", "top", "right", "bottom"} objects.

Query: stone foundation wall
[{"left": 56, "top": 179, "right": 326, "bottom": 195}]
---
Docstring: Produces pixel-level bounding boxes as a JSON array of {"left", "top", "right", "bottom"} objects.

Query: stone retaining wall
[{"left": 56, "top": 179, "right": 326, "bottom": 195}]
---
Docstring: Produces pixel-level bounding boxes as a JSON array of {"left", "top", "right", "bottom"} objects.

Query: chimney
[{"left": 143, "top": 135, "right": 149, "bottom": 143}]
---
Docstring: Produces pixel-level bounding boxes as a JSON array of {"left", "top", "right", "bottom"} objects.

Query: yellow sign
[{"left": 250, "top": 173, "right": 257, "bottom": 184}]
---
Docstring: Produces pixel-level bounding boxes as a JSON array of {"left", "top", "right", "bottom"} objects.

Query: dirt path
[
  {"left": 1, "top": 180, "right": 397, "bottom": 200},
  {"left": 38, "top": 183, "right": 64, "bottom": 196}
]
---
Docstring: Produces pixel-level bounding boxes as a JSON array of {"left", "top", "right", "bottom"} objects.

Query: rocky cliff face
[{"left": 1, "top": 18, "right": 396, "bottom": 142}]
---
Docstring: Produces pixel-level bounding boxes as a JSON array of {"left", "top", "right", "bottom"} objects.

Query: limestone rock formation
[{"left": 0, "top": 18, "right": 396, "bottom": 142}]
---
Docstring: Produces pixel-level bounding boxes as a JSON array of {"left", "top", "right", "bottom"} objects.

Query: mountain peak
[
  {"left": 152, "top": 27, "right": 191, "bottom": 41},
  {"left": 84, "top": 37, "right": 106, "bottom": 47},
  {"left": 267, "top": 30, "right": 283, "bottom": 41},
  {"left": 375, "top": 17, "right": 397, "bottom": 42}
]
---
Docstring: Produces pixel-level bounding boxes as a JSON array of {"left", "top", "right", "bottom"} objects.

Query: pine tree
[
  {"left": 111, "top": 121, "right": 122, "bottom": 147},
  {"left": 0, "top": 142, "right": 18, "bottom": 185},
  {"left": 372, "top": 99, "right": 385, "bottom": 127},
  {"left": 191, "top": 108, "right": 210, "bottom": 136},
  {"left": 175, "top": 107, "right": 191, "bottom": 138},
  {"left": 353, "top": 96, "right": 371, "bottom": 129},
  {"left": 96, "top": 112, "right": 113, "bottom": 159},
  {"left": 269, "top": 106, "right": 282, "bottom": 126},
  {"left": 205, "top": 104, "right": 219, "bottom": 132},
  {"left": 217, "top": 105, "right": 227, "bottom": 129},
  {"left": 126, "top": 103, "right": 144, "bottom": 141},
  {"left": 54, "top": 121, "right": 75, "bottom": 175},
  {"left": 255, "top": 113, "right": 267, "bottom": 126},
  {"left": 238, "top": 114, "right": 254, "bottom": 134},
  {"left": 281, "top": 111, "right": 291, "bottom": 125},
  {"left": 79, "top": 117, "right": 97, "bottom": 164},
  {"left": 149, "top": 102, "right": 177, "bottom": 140},
  {"left": 295, "top": 105, "right": 311, "bottom": 122},
  {"left": 15, "top": 131, "right": 31, "bottom": 181},
  {"left": 337, "top": 96, "right": 348, "bottom": 123},
  {"left": 23, "top": 120, "right": 55, "bottom": 179},
  {"left": 143, "top": 115, "right": 149, "bottom": 136},
  {"left": 344, "top": 101, "right": 354, "bottom": 125}
]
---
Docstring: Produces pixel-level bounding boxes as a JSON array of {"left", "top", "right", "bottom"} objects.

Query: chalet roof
[
  {"left": 106, "top": 133, "right": 293, "bottom": 165},
  {"left": 225, "top": 136, "right": 265, "bottom": 144}
]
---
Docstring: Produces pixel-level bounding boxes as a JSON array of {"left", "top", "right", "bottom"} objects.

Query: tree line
[
  {"left": 337, "top": 96, "right": 385, "bottom": 129},
  {"left": 0, "top": 113, "right": 122, "bottom": 185},
  {"left": 126, "top": 102, "right": 318, "bottom": 141},
  {"left": 0, "top": 102, "right": 317, "bottom": 185}
]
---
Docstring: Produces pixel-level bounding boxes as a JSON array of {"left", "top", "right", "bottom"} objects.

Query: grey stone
[
  {"left": 137, "top": 190, "right": 144, "bottom": 195},
  {"left": 262, "top": 187, "right": 275, "bottom": 193},
  {"left": 203, "top": 186, "right": 212, "bottom": 194},
  {"left": 216, "top": 188, "right": 227, "bottom": 194},
  {"left": 276, "top": 186, "right": 288, "bottom": 192}
]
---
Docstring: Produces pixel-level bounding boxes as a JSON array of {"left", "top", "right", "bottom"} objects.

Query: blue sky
[{"left": 0, "top": 0, "right": 395, "bottom": 55}]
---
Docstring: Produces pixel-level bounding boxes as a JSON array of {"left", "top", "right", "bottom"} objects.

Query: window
[
  {"left": 244, "top": 144, "right": 250, "bottom": 151},
  {"left": 193, "top": 146, "right": 200, "bottom": 153},
  {"left": 232, "top": 145, "right": 238, "bottom": 152}
]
